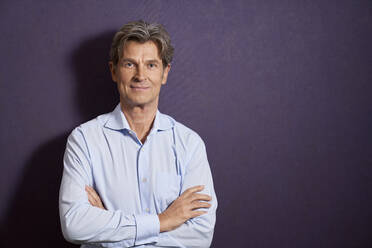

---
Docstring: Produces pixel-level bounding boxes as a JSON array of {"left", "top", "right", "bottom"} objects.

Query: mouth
[{"left": 130, "top": 85, "right": 150, "bottom": 91}]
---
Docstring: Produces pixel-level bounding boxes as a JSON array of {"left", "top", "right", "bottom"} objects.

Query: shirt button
[{"left": 142, "top": 178, "right": 147, "bottom": 183}]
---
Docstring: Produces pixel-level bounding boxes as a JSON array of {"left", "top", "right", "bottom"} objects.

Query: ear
[
  {"left": 161, "top": 63, "right": 171, "bottom": 85},
  {"left": 109, "top": 61, "right": 117, "bottom": 83}
]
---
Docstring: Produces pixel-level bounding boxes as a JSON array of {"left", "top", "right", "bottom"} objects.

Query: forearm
[
  {"left": 60, "top": 202, "right": 135, "bottom": 245},
  {"left": 155, "top": 212, "right": 216, "bottom": 248},
  {"left": 154, "top": 185, "right": 217, "bottom": 248},
  {"left": 60, "top": 186, "right": 160, "bottom": 246},
  {"left": 60, "top": 177, "right": 160, "bottom": 246}
]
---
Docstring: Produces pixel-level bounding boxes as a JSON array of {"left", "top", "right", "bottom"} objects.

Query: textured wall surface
[{"left": 1, "top": 1, "right": 371, "bottom": 247}]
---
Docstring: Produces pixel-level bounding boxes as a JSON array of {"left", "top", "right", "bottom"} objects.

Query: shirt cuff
[{"left": 134, "top": 214, "right": 160, "bottom": 246}]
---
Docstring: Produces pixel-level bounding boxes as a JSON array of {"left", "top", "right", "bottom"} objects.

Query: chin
[
  {"left": 126, "top": 98, "right": 153, "bottom": 107},
  {"left": 120, "top": 93, "right": 158, "bottom": 107}
]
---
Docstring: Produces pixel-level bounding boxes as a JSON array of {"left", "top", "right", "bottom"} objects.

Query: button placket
[{"left": 138, "top": 146, "right": 152, "bottom": 214}]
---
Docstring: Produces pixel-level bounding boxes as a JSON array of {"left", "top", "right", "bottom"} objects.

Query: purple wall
[{"left": 1, "top": 1, "right": 371, "bottom": 247}]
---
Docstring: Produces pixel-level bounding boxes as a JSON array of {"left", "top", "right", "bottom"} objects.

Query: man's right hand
[{"left": 157, "top": 185, "right": 212, "bottom": 232}]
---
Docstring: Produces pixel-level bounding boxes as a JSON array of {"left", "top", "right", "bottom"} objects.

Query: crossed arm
[
  {"left": 60, "top": 128, "right": 217, "bottom": 247},
  {"left": 86, "top": 185, "right": 212, "bottom": 232}
]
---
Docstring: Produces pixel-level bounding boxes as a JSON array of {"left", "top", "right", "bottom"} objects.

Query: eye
[
  {"left": 148, "top": 63, "right": 157, "bottom": 69},
  {"left": 124, "top": 62, "right": 134, "bottom": 68}
]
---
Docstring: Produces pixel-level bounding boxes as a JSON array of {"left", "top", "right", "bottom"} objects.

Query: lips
[{"left": 130, "top": 85, "right": 149, "bottom": 90}]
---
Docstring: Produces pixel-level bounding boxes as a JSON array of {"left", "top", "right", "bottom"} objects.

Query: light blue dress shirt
[{"left": 59, "top": 103, "right": 217, "bottom": 248}]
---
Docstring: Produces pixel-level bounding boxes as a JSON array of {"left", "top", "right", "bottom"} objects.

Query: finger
[
  {"left": 86, "top": 187, "right": 103, "bottom": 207},
  {"left": 190, "top": 210, "right": 208, "bottom": 219},
  {"left": 86, "top": 191, "right": 96, "bottom": 205},
  {"left": 190, "top": 193, "right": 212, "bottom": 202},
  {"left": 191, "top": 201, "right": 212, "bottom": 210},
  {"left": 85, "top": 186, "right": 97, "bottom": 194},
  {"left": 85, "top": 186, "right": 94, "bottom": 199},
  {"left": 87, "top": 195, "right": 96, "bottom": 205},
  {"left": 85, "top": 186, "right": 105, "bottom": 209},
  {"left": 182, "top": 185, "right": 205, "bottom": 197},
  {"left": 86, "top": 186, "right": 101, "bottom": 202},
  {"left": 86, "top": 190, "right": 97, "bottom": 203},
  {"left": 87, "top": 190, "right": 105, "bottom": 209},
  {"left": 85, "top": 186, "right": 95, "bottom": 195}
]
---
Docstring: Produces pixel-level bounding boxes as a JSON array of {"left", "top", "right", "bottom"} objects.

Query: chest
[{"left": 88, "top": 129, "right": 183, "bottom": 213}]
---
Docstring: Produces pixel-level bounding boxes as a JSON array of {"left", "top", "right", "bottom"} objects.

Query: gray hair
[{"left": 109, "top": 20, "right": 174, "bottom": 68}]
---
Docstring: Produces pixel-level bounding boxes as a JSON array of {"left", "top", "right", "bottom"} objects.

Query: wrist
[{"left": 158, "top": 212, "right": 170, "bottom": 232}]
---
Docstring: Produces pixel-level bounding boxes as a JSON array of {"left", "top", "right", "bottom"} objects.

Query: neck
[{"left": 120, "top": 100, "right": 158, "bottom": 144}]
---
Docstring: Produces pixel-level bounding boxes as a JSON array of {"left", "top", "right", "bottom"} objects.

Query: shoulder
[
  {"left": 175, "top": 122, "right": 203, "bottom": 144},
  {"left": 160, "top": 112, "right": 205, "bottom": 150},
  {"left": 68, "top": 112, "right": 111, "bottom": 141},
  {"left": 161, "top": 114, "right": 209, "bottom": 167}
]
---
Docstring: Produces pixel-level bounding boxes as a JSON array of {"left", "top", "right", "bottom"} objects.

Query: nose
[{"left": 133, "top": 64, "right": 146, "bottom": 82}]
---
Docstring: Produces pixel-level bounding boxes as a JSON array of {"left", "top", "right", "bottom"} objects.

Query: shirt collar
[{"left": 104, "top": 103, "right": 174, "bottom": 131}]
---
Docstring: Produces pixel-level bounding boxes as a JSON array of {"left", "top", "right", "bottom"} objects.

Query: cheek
[
  {"left": 117, "top": 74, "right": 132, "bottom": 86},
  {"left": 116, "top": 68, "right": 133, "bottom": 81},
  {"left": 152, "top": 71, "right": 165, "bottom": 84}
]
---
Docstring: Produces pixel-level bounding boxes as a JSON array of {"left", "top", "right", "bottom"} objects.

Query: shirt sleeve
[
  {"left": 59, "top": 127, "right": 160, "bottom": 246},
  {"left": 155, "top": 135, "right": 218, "bottom": 248}
]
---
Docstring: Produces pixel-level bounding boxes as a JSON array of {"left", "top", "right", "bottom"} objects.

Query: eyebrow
[
  {"left": 146, "top": 59, "right": 160, "bottom": 64},
  {"left": 121, "top": 58, "right": 161, "bottom": 64},
  {"left": 120, "top": 58, "right": 137, "bottom": 64}
]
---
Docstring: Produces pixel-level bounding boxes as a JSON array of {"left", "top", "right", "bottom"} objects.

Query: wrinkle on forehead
[{"left": 121, "top": 40, "right": 162, "bottom": 63}]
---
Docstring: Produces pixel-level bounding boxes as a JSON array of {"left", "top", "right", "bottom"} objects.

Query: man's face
[{"left": 109, "top": 40, "right": 170, "bottom": 108}]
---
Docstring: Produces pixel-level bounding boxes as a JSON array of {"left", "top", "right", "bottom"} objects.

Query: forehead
[{"left": 121, "top": 40, "right": 161, "bottom": 60}]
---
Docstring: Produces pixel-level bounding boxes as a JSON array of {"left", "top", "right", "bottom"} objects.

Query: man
[{"left": 59, "top": 20, "right": 217, "bottom": 248}]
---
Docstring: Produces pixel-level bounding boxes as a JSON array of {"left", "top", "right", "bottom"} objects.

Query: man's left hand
[{"left": 85, "top": 186, "right": 106, "bottom": 210}]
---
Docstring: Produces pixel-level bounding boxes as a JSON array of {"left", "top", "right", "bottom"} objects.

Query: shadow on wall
[
  {"left": 1, "top": 31, "right": 119, "bottom": 247},
  {"left": 0, "top": 134, "right": 74, "bottom": 247},
  {"left": 71, "top": 29, "right": 119, "bottom": 121}
]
